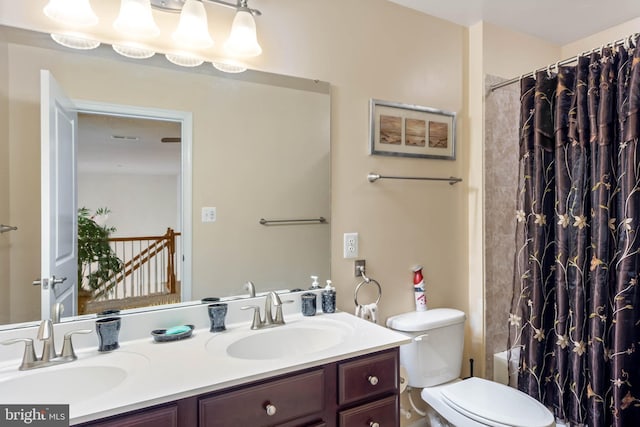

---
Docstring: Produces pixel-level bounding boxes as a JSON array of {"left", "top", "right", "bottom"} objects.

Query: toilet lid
[{"left": 440, "top": 377, "right": 554, "bottom": 427}]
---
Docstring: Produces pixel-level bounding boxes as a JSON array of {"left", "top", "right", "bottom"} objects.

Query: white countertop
[{"left": 0, "top": 302, "right": 410, "bottom": 425}]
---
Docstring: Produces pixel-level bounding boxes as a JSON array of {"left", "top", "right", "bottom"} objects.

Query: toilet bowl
[{"left": 386, "top": 309, "right": 555, "bottom": 427}]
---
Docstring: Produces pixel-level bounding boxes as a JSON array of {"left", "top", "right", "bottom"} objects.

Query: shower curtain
[{"left": 509, "top": 45, "right": 640, "bottom": 426}]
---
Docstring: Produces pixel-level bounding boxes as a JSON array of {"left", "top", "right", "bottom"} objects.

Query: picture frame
[{"left": 369, "top": 99, "right": 456, "bottom": 160}]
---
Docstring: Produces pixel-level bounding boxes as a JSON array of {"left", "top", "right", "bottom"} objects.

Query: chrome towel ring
[{"left": 354, "top": 267, "right": 382, "bottom": 307}]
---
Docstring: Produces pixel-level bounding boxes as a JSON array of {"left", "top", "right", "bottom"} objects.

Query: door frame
[{"left": 73, "top": 100, "right": 193, "bottom": 302}]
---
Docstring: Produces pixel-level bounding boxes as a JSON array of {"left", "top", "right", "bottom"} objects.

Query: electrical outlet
[
  {"left": 343, "top": 232, "right": 359, "bottom": 258},
  {"left": 202, "top": 207, "right": 217, "bottom": 223}
]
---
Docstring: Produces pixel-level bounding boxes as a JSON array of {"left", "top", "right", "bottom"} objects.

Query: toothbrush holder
[
  {"left": 208, "top": 303, "right": 228, "bottom": 332},
  {"left": 95, "top": 317, "right": 121, "bottom": 352}
]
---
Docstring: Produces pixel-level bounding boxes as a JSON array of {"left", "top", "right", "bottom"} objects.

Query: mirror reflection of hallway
[{"left": 77, "top": 113, "right": 182, "bottom": 314}]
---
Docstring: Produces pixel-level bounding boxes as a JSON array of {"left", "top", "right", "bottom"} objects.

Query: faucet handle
[
  {"left": 60, "top": 329, "right": 92, "bottom": 360},
  {"left": 273, "top": 299, "right": 294, "bottom": 324},
  {"left": 1, "top": 338, "right": 37, "bottom": 370},
  {"left": 241, "top": 305, "right": 263, "bottom": 329}
]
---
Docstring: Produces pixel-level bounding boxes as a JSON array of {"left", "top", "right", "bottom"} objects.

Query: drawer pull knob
[
  {"left": 265, "top": 403, "right": 277, "bottom": 416},
  {"left": 368, "top": 375, "right": 379, "bottom": 386},
  {"left": 370, "top": 422, "right": 380, "bottom": 427}
]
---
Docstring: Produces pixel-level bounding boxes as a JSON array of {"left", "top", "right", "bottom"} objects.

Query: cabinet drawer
[
  {"left": 338, "top": 349, "right": 398, "bottom": 405},
  {"left": 83, "top": 404, "right": 178, "bottom": 427},
  {"left": 199, "top": 368, "right": 325, "bottom": 427},
  {"left": 338, "top": 395, "right": 399, "bottom": 427}
]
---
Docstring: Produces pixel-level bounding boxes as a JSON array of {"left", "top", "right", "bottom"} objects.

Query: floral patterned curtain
[{"left": 509, "top": 44, "right": 640, "bottom": 426}]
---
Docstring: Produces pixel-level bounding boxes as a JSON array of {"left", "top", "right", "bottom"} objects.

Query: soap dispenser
[
  {"left": 310, "top": 275, "right": 320, "bottom": 289},
  {"left": 321, "top": 280, "right": 336, "bottom": 313}
]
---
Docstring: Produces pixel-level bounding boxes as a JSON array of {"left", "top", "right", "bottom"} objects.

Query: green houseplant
[{"left": 77, "top": 207, "right": 123, "bottom": 303}]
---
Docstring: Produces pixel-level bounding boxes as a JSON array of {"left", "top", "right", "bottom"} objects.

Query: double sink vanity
[{"left": 0, "top": 290, "right": 409, "bottom": 426}]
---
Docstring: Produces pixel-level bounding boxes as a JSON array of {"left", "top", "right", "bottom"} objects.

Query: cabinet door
[
  {"left": 338, "top": 395, "right": 398, "bottom": 427},
  {"left": 338, "top": 349, "right": 398, "bottom": 405},
  {"left": 83, "top": 404, "right": 178, "bottom": 427},
  {"left": 199, "top": 368, "right": 325, "bottom": 427}
]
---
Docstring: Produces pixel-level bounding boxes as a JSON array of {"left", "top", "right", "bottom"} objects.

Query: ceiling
[
  {"left": 388, "top": 0, "right": 640, "bottom": 45},
  {"left": 77, "top": 113, "right": 181, "bottom": 175}
]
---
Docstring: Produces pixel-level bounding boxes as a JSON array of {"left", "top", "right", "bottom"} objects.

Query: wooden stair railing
[{"left": 90, "top": 228, "right": 181, "bottom": 302}]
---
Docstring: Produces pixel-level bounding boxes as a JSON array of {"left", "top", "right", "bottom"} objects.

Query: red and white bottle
[{"left": 412, "top": 265, "right": 427, "bottom": 311}]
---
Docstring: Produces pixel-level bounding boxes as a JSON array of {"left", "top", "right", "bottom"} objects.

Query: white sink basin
[
  {"left": 207, "top": 317, "right": 353, "bottom": 360},
  {"left": 0, "top": 351, "right": 149, "bottom": 404}
]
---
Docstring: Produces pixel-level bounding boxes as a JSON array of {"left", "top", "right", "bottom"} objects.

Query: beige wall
[
  {"left": 562, "top": 16, "right": 640, "bottom": 57},
  {"left": 78, "top": 173, "right": 178, "bottom": 237},
  {"left": 0, "top": 33, "right": 9, "bottom": 324}
]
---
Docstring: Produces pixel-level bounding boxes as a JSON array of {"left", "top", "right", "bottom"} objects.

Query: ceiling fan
[{"left": 161, "top": 137, "right": 181, "bottom": 143}]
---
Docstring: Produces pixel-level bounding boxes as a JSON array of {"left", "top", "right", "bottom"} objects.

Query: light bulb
[
  {"left": 43, "top": 0, "right": 98, "bottom": 27},
  {"left": 224, "top": 9, "right": 262, "bottom": 57},
  {"left": 114, "top": 0, "right": 160, "bottom": 39},
  {"left": 173, "top": 0, "right": 214, "bottom": 49}
]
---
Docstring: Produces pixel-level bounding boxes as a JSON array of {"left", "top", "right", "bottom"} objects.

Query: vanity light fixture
[
  {"left": 172, "top": 0, "right": 214, "bottom": 49},
  {"left": 43, "top": 0, "right": 99, "bottom": 27},
  {"left": 212, "top": 60, "right": 247, "bottom": 74},
  {"left": 43, "top": 0, "right": 263, "bottom": 72},
  {"left": 50, "top": 33, "right": 101, "bottom": 50},
  {"left": 112, "top": 43, "right": 156, "bottom": 59},
  {"left": 43, "top": 0, "right": 100, "bottom": 50},
  {"left": 165, "top": 52, "right": 205, "bottom": 67},
  {"left": 224, "top": 1, "right": 262, "bottom": 57},
  {"left": 113, "top": 0, "right": 161, "bottom": 39}
]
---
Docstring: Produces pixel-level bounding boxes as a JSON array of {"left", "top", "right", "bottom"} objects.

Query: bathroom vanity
[
  {"left": 79, "top": 348, "right": 399, "bottom": 427},
  {"left": 0, "top": 295, "right": 409, "bottom": 427}
]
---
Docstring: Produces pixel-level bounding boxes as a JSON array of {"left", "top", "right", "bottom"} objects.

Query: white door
[{"left": 39, "top": 70, "right": 78, "bottom": 320}]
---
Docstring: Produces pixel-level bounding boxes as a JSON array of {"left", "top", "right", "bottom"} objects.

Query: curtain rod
[{"left": 489, "top": 32, "right": 639, "bottom": 92}]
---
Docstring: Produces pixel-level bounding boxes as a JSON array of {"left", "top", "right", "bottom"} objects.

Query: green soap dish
[{"left": 151, "top": 324, "right": 194, "bottom": 343}]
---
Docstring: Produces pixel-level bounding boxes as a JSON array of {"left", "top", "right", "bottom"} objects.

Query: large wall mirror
[{"left": 0, "top": 25, "right": 331, "bottom": 328}]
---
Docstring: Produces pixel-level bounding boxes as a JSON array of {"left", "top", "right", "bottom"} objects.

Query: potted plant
[{"left": 77, "top": 207, "right": 123, "bottom": 313}]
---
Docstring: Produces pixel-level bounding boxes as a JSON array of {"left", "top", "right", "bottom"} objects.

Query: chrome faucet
[
  {"left": 244, "top": 281, "right": 256, "bottom": 298},
  {"left": 241, "top": 291, "right": 293, "bottom": 330},
  {"left": 1, "top": 319, "right": 91, "bottom": 370}
]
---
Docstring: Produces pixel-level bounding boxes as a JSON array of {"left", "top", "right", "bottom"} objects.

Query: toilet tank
[{"left": 386, "top": 309, "right": 466, "bottom": 388}]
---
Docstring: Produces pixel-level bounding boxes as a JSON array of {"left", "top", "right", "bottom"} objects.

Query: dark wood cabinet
[
  {"left": 78, "top": 348, "right": 399, "bottom": 427},
  {"left": 199, "top": 368, "right": 326, "bottom": 426},
  {"left": 338, "top": 395, "right": 399, "bottom": 427},
  {"left": 81, "top": 404, "right": 179, "bottom": 427}
]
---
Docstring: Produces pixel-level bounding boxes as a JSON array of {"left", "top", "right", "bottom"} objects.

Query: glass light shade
[
  {"left": 165, "top": 53, "right": 204, "bottom": 67},
  {"left": 172, "top": 0, "right": 214, "bottom": 49},
  {"left": 51, "top": 33, "right": 100, "bottom": 50},
  {"left": 114, "top": 0, "right": 160, "bottom": 39},
  {"left": 224, "top": 10, "right": 262, "bottom": 57},
  {"left": 212, "top": 60, "right": 246, "bottom": 74},
  {"left": 43, "top": 0, "right": 98, "bottom": 27},
  {"left": 113, "top": 43, "right": 156, "bottom": 59}
]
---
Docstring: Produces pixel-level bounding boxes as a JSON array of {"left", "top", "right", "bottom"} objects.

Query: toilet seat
[{"left": 437, "top": 377, "right": 555, "bottom": 427}]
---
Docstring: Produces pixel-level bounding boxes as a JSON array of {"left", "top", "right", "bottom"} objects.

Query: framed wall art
[{"left": 369, "top": 99, "right": 456, "bottom": 160}]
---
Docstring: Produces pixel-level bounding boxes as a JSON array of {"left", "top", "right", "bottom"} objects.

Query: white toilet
[{"left": 387, "top": 309, "right": 555, "bottom": 427}]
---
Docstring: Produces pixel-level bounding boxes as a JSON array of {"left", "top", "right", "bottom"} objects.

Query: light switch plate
[{"left": 202, "top": 207, "right": 217, "bottom": 223}]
